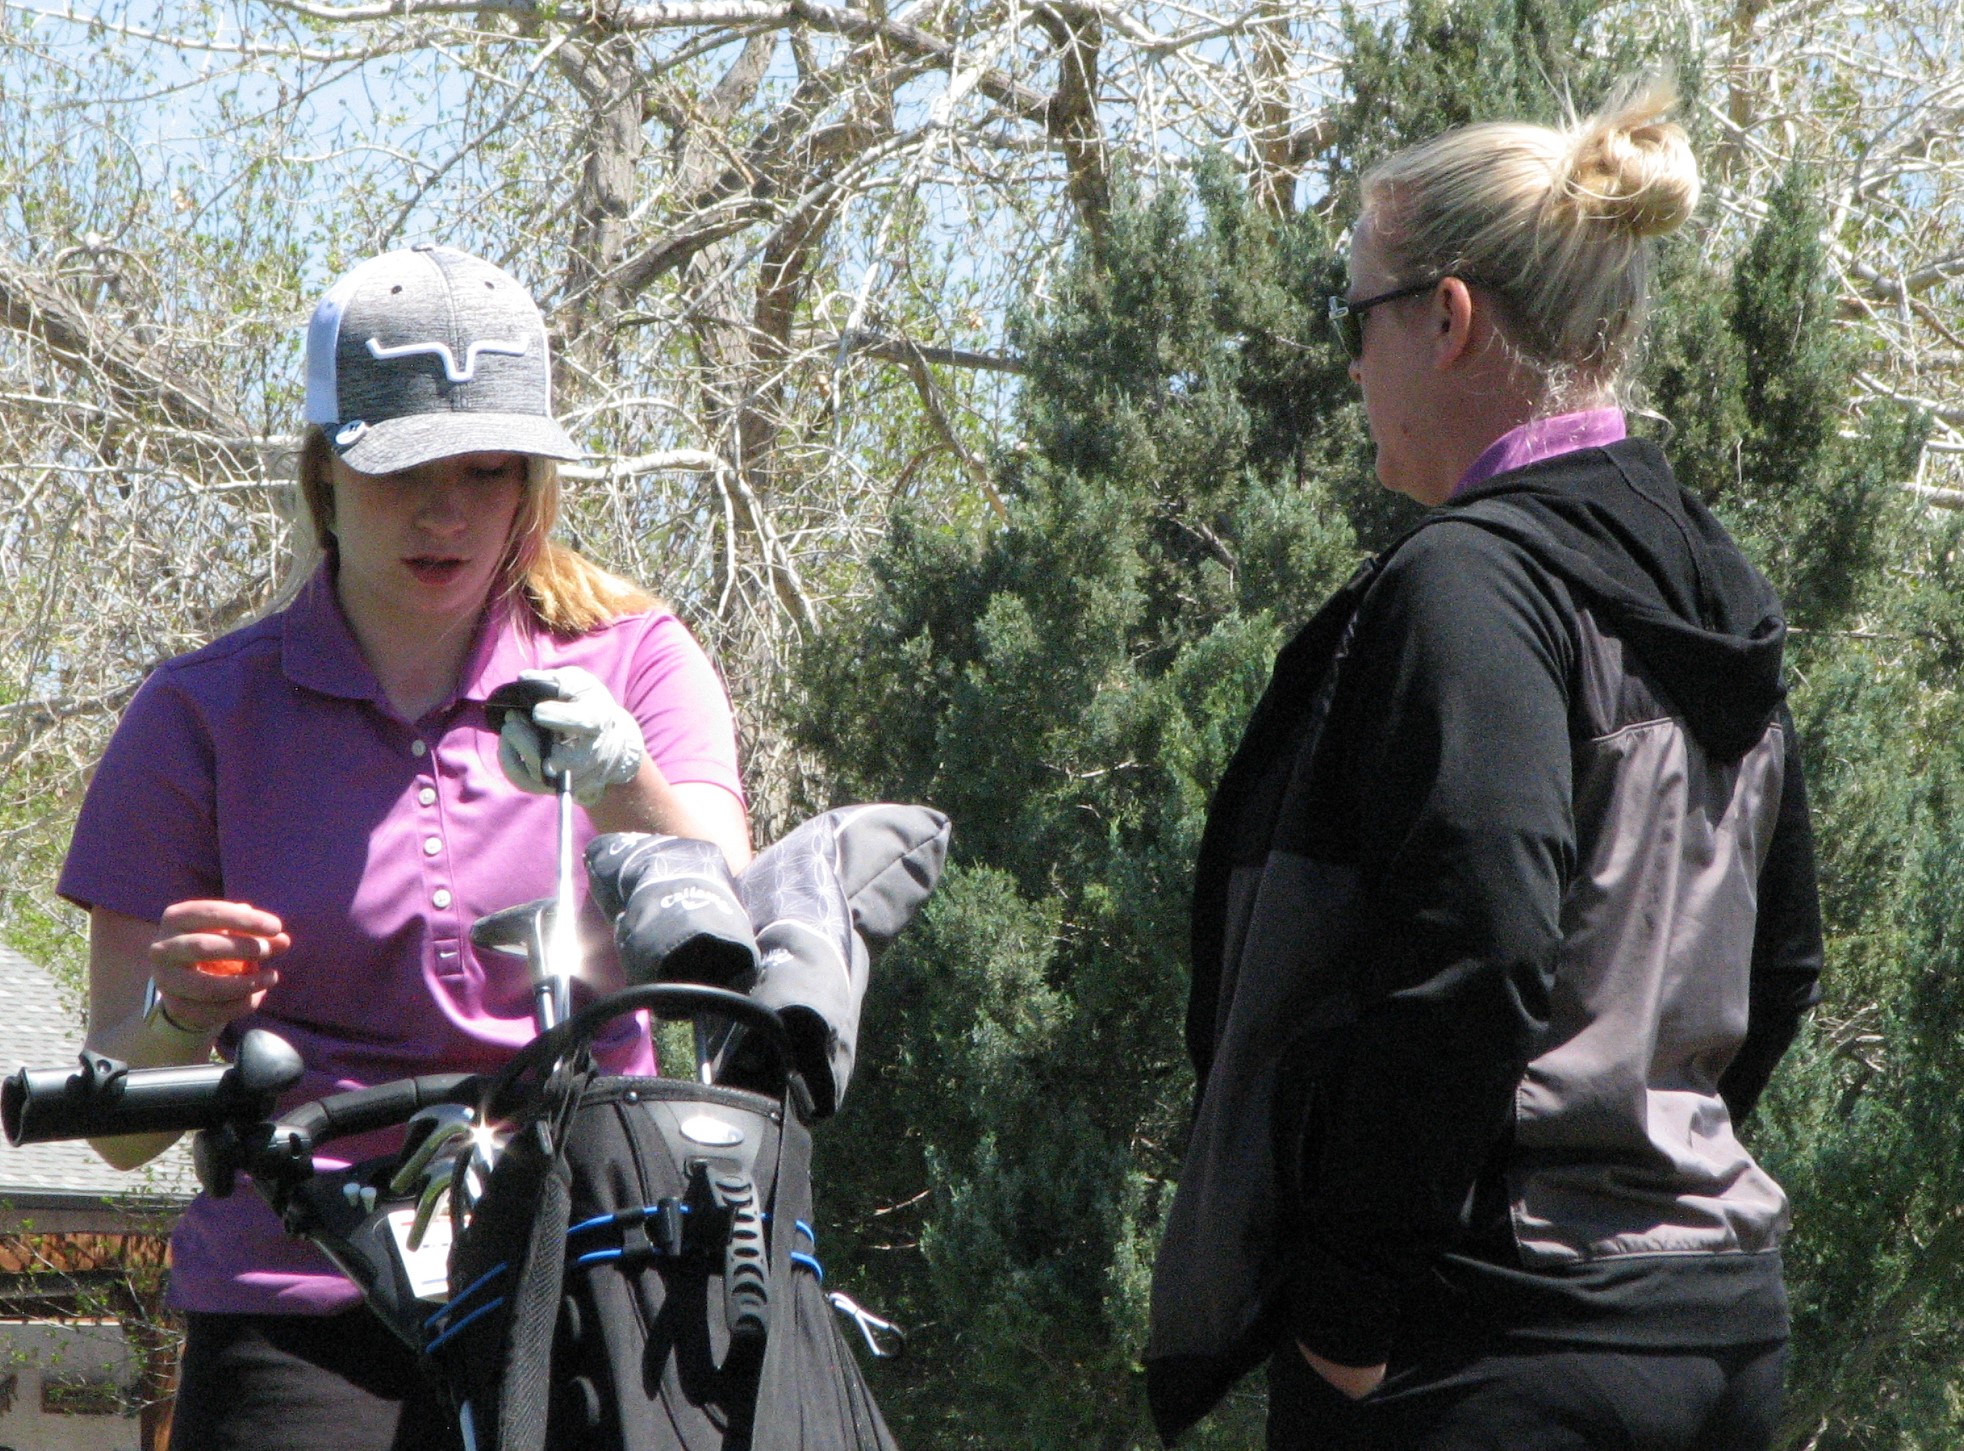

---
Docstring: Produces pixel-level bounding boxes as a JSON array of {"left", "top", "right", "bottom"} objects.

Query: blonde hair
[
  {"left": 285, "top": 425, "right": 659, "bottom": 635},
  {"left": 1359, "top": 76, "right": 1701, "bottom": 402}
]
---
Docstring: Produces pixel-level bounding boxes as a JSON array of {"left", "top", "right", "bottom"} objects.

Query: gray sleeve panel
[
  {"left": 1510, "top": 613, "right": 1795, "bottom": 1265},
  {"left": 1721, "top": 704, "right": 1824, "bottom": 1124}
]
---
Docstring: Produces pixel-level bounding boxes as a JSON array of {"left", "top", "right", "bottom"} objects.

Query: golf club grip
[
  {"left": 281, "top": 1074, "right": 479, "bottom": 1148},
  {"left": 483, "top": 677, "right": 561, "bottom": 733},
  {"left": 4, "top": 1060, "right": 235, "bottom": 1144}
]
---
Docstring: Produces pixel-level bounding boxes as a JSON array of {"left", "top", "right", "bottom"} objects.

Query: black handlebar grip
[
  {"left": 278, "top": 1073, "right": 479, "bottom": 1149},
  {"left": 4, "top": 1029, "right": 305, "bottom": 1146},
  {"left": 5, "top": 1058, "right": 228, "bottom": 1144}
]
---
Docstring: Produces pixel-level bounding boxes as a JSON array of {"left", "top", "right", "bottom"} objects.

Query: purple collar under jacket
[{"left": 1453, "top": 408, "right": 1628, "bottom": 497}]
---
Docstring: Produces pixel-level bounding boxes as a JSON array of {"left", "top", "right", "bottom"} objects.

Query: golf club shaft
[
  {"left": 693, "top": 1021, "right": 715, "bottom": 1084},
  {"left": 546, "top": 768, "right": 578, "bottom": 1025}
]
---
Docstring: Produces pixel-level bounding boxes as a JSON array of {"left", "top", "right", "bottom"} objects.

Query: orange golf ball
[
  {"left": 194, "top": 958, "right": 255, "bottom": 976},
  {"left": 196, "top": 931, "right": 269, "bottom": 976}
]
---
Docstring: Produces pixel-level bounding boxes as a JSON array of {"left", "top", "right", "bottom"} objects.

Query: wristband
[{"left": 142, "top": 977, "right": 213, "bottom": 1044}]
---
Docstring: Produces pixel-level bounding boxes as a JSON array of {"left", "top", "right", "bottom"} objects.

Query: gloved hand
[{"left": 496, "top": 666, "right": 647, "bottom": 807}]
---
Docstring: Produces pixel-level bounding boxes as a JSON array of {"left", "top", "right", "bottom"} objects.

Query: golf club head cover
[
  {"left": 736, "top": 805, "right": 950, "bottom": 1116},
  {"left": 585, "top": 833, "right": 759, "bottom": 991}
]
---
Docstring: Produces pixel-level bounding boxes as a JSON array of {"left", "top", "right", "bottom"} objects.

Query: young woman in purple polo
[{"left": 60, "top": 246, "right": 751, "bottom": 1450}]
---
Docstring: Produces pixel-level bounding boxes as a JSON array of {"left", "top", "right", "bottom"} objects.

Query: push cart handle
[
  {"left": 279, "top": 1073, "right": 481, "bottom": 1150},
  {"left": 484, "top": 983, "right": 797, "bottom": 1119},
  {"left": 3, "top": 1028, "right": 304, "bottom": 1145}
]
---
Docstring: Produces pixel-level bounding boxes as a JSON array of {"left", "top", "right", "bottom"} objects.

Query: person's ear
[{"left": 1431, "top": 277, "right": 1477, "bottom": 368}]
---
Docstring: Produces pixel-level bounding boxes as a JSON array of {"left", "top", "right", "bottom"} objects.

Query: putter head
[
  {"left": 586, "top": 834, "right": 759, "bottom": 991},
  {"left": 469, "top": 899, "right": 554, "bottom": 961},
  {"left": 469, "top": 898, "right": 576, "bottom": 1031}
]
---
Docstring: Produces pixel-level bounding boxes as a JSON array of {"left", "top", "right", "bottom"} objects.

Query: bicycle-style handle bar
[
  {"left": 281, "top": 1073, "right": 480, "bottom": 1151},
  {"left": 3, "top": 1028, "right": 305, "bottom": 1146},
  {"left": 7, "top": 986, "right": 791, "bottom": 1150}
]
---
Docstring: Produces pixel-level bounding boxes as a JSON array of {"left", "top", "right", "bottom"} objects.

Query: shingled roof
[{"left": 0, "top": 945, "right": 196, "bottom": 1232}]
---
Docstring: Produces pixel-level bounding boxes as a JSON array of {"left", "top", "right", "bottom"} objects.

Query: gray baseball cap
[{"left": 303, "top": 245, "right": 580, "bottom": 475}]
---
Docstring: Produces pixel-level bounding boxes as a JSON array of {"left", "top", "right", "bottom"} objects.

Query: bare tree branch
[
  {"left": 839, "top": 330, "right": 1025, "bottom": 373},
  {"left": 0, "top": 257, "right": 251, "bottom": 442}
]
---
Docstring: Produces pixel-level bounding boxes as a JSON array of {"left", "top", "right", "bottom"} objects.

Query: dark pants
[
  {"left": 1267, "top": 1339, "right": 1787, "bottom": 1451},
  {"left": 170, "top": 1310, "right": 458, "bottom": 1451}
]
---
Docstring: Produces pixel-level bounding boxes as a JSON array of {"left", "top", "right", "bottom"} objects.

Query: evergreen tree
[
  {"left": 796, "top": 169, "right": 1358, "bottom": 1448},
  {"left": 1646, "top": 162, "right": 1923, "bottom": 629},
  {"left": 791, "top": 2, "right": 1944, "bottom": 1445}
]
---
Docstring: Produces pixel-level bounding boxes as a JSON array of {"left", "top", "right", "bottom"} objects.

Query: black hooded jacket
[{"left": 1146, "top": 438, "right": 1824, "bottom": 1441}]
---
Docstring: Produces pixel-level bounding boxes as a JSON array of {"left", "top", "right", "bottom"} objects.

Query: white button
[
  {"left": 418, "top": 787, "right": 437, "bottom": 806},
  {"left": 411, "top": 740, "right": 428, "bottom": 757},
  {"left": 424, "top": 836, "right": 441, "bottom": 856},
  {"left": 433, "top": 888, "right": 453, "bottom": 909}
]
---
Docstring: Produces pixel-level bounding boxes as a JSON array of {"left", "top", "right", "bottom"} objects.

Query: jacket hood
[{"left": 1451, "top": 437, "right": 1786, "bottom": 763}]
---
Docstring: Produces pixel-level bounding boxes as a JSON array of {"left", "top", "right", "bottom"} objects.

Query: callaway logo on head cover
[{"left": 658, "top": 885, "right": 728, "bottom": 914}]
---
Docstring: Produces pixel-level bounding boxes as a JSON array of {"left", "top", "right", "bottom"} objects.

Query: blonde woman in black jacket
[{"left": 1147, "top": 80, "right": 1823, "bottom": 1451}]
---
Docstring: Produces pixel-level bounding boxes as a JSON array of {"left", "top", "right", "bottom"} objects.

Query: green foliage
[
  {"left": 1333, "top": 0, "right": 1612, "bottom": 189},
  {"left": 1734, "top": 498, "right": 1964, "bottom": 1446},
  {"left": 1645, "top": 164, "right": 1927, "bottom": 628},
  {"left": 799, "top": 168, "right": 1358, "bottom": 1448},
  {"left": 794, "top": 2, "right": 1955, "bottom": 1445}
]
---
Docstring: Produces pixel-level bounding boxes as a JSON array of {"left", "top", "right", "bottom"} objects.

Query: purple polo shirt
[
  {"left": 1453, "top": 408, "right": 1627, "bottom": 496},
  {"left": 59, "top": 565, "right": 743, "bottom": 1315}
]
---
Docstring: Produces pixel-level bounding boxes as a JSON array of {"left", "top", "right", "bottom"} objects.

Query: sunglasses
[{"left": 1325, "top": 278, "right": 1447, "bottom": 360}]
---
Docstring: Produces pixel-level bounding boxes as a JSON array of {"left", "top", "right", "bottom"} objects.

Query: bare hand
[
  {"left": 1298, "top": 1343, "right": 1386, "bottom": 1401},
  {"left": 148, "top": 899, "right": 290, "bottom": 1033}
]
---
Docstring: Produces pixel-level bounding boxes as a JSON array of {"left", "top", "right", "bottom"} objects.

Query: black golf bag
[
  {"left": 2, "top": 804, "right": 947, "bottom": 1451},
  {"left": 425, "top": 804, "right": 948, "bottom": 1451}
]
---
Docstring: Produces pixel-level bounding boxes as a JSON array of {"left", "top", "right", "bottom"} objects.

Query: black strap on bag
[
  {"left": 497, "top": 1127, "right": 575, "bottom": 1451},
  {"left": 427, "top": 1052, "right": 587, "bottom": 1451}
]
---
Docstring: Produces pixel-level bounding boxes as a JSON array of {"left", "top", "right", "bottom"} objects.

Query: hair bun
[{"left": 1561, "top": 78, "right": 1701, "bottom": 238}]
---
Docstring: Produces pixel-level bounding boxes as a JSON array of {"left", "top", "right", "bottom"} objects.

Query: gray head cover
[
  {"left": 303, "top": 244, "right": 580, "bottom": 475},
  {"left": 736, "top": 804, "right": 950, "bottom": 1116},
  {"left": 584, "top": 806, "right": 949, "bottom": 1114}
]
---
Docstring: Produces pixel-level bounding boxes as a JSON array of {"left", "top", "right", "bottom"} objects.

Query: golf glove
[{"left": 497, "top": 666, "right": 647, "bottom": 806}]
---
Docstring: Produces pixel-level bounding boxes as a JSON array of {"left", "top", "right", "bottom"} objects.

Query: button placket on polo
[{"left": 417, "top": 731, "right": 463, "bottom": 979}]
